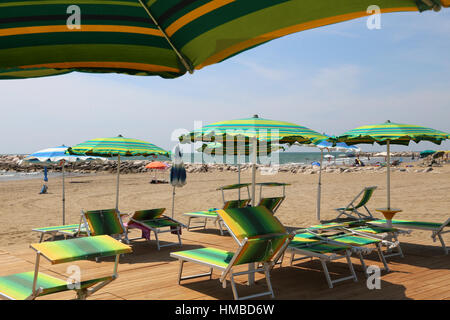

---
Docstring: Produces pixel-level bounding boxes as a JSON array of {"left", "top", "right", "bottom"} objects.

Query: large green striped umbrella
[
  {"left": 0, "top": 1, "right": 447, "bottom": 79},
  {"left": 335, "top": 121, "right": 449, "bottom": 223},
  {"left": 180, "top": 115, "right": 328, "bottom": 206},
  {"left": 198, "top": 141, "right": 285, "bottom": 199},
  {"left": 67, "top": 135, "right": 169, "bottom": 209}
]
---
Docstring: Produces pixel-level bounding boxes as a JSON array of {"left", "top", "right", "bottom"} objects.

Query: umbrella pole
[
  {"left": 116, "top": 154, "right": 120, "bottom": 210},
  {"left": 317, "top": 150, "right": 323, "bottom": 222},
  {"left": 387, "top": 141, "right": 391, "bottom": 210},
  {"left": 251, "top": 138, "right": 257, "bottom": 206},
  {"left": 62, "top": 162, "right": 66, "bottom": 225},
  {"left": 238, "top": 163, "right": 241, "bottom": 201},
  {"left": 171, "top": 186, "right": 176, "bottom": 219}
]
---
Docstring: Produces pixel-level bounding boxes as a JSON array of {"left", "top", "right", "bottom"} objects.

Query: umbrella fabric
[
  {"left": 335, "top": 121, "right": 449, "bottom": 218},
  {"left": 198, "top": 142, "right": 284, "bottom": 156},
  {"left": 68, "top": 135, "right": 169, "bottom": 210},
  {"left": 24, "top": 146, "right": 102, "bottom": 163},
  {"left": 0, "top": 1, "right": 445, "bottom": 79},
  {"left": 145, "top": 161, "right": 169, "bottom": 170},
  {"left": 24, "top": 145, "right": 105, "bottom": 225},
  {"left": 180, "top": 115, "right": 327, "bottom": 145},
  {"left": 67, "top": 136, "right": 169, "bottom": 157},
  {"left": 335, "top": 121, "right": 449, "bottom": 146}
]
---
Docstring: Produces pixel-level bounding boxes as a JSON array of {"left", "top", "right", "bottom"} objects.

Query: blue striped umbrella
[{"left": 24, "top": 145, "right": 105, "bottom": 225}]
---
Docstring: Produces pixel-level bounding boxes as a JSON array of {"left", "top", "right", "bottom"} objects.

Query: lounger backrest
[
  {"left": 83, "top": 209, "right": 125, "bottom": 236},
  {"left": 132, "top": 208, "right": 166, "bottom": 221},
  {"left": 257, "top": 197, "right": 285, "bottom": 213},
  {"left": 231, "top": 234, "right": 289, "bottom": 266},
  {"left": 223, "top": 199, "right": 250, "bottom": 209},
  {"left": 354, "top": 186, "right": 376, "bottom": 209},
  {"left": 217, "top": 206, "right": 286, "bottom": 242}
]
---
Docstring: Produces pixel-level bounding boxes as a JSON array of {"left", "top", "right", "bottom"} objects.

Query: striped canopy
[
  {"left": 23, "top": 145, "right": 104, "bottom": 164},
  {"left": 0, "top": 0, "right": 447, "bottom": 79},
  {"left": 198, "top": 142, "right": 285, "bottom": 156},
  {"left": 335, "top": 121, "right": 450, "bottom": 146},
  {"left": 180, "top": 115, "right": 327, "bottom": 145},
  {"left": 67, "top": 135, "right": 169, "bottom": 157}
]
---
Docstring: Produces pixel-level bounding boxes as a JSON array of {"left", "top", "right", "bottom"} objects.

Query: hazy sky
[{"left": 1, "top": 10, "right": 449, "bottom": 155}]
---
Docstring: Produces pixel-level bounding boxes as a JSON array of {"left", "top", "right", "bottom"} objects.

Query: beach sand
[{"left": 0, "top": 163, "right": 449, "bottom": 249}]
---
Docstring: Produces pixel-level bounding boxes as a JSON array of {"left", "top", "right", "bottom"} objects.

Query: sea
[{"left": 0, "top": 152, "right": 418, "bottom": 182}]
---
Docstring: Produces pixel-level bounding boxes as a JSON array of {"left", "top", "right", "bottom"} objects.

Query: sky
[{"left": 1, "top": 9, "right": 449, "bottom": 155}]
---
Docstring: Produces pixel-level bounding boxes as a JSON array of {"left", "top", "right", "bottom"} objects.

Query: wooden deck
[{"left": 0, "top": 227, "right": 449, "bottom": 300}]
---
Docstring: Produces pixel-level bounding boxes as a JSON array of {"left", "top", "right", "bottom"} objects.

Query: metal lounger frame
[{"left": 335, "top": 186, "right": 377, "bottom": 220}]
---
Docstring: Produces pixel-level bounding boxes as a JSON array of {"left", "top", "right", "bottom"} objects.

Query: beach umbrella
[
  {"left": 308, "top": 140, "right": 360, "bottom": 221},
  {"left": 67, "top": 135, "right": 169, "bottom": 210},
  {"left": 170, "top": 145, "right": 187, "bottom": 218},
  {"left": 198, "top": 141, "right": 285, "bottom": 200},
  {"left": 145, "top": 161, "right": 169, "bottom": 181},
  {"left": 180, "top": 115, "right": 328, "bottom": 206},
  {"left": 0, "top": 1, "right": 446, "bottom": 79},
  {"left": 335, "top": 120, "right": 449, "bottom": 225},
  {"left": 145, "top": 161, "right": 169, "bottom": 170},
  {"left": 23, "top": 145, "right": 105, "bottom": 225}
]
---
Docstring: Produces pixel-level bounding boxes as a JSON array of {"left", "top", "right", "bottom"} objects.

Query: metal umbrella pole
[
  {"left": 251, "top": 137, "right": 257, "bottom": 207},
  {"left": 116, "top": 154, "right": 121, "bottom": 210},
  {"left": 62, "top": 160, "right": 66, "bottom": 225},
  {"left": 316, "top": 149, "right": 324, "bottom": 222}
]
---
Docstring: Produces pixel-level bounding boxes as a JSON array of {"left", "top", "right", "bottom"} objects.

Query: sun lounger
[
  {"left": 0, "top": 235, "right": 131, "bottom": 300},
  {"left": 335, "top": 186, "right": 377, "bottom": 220},
  {"left": 171, "top": 206, "right": 291, "bottom": 300},
  {"left": 125, "top": 208, "right": 184, "bottom": 250},
  {"left": 286, "top": 231, "right": 358, "bottom": 288},
  {"left": 184, "top": 183, "right": 252, "bottom": 235},
  {"left": 32, "top": 223, "right": 88, "bottom": 243},
  {"left": 81, "top": 208, "right": 129, "bottom": 244},
  {"left": 256, "top": 182, "right": 289, "bottom": 214},
  {"left": 370, "top": 218, "right": 450, "bottom": 254},
  {"left": 310, "top": 220, "right": 405, "bottom": 259}
]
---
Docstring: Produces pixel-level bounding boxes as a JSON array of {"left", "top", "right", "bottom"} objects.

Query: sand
[{"left": 0, "top": 164, "right": 449, "bottom": 249}]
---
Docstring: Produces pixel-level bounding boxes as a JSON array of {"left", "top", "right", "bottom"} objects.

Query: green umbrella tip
[{"left": 253, "top": 114, "right": 259, "bottom": 118}]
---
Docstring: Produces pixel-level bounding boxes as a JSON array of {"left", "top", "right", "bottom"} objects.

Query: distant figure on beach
[
  {"left": 39, "top": 166, "right": 48, "bottom": 194},
  {"left": 354, "top": 158, "right": 365, "bottom": 167}
]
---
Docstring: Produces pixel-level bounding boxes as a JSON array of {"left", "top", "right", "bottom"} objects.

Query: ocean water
[{"left": 0, "top": 152, "right": 417, "bottom": 182}]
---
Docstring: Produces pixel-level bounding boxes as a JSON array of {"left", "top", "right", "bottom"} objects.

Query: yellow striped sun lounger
[
  {"left": 184, "top": 183, "right": 252, "bottom": 235},
  {"left": 171, "top": 206, "right": 291, "bottom": 300},
  {"left": 286, "top": 231, "right": 358, "bottom": 289},
  {"left": 0, "top": 235, "right": 132, "bottom": 300},
  {"left": 370, "top": 218, "right": 450, "bottom": 255},
  {"left": 32, "top": 223, "right": 88, "bottom": 243},
  {"left": 126, "top": 208, "right": 185, "bottom": 250}
]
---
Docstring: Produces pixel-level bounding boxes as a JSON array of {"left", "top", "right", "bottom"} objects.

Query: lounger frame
[{"left": 335, "top": 186, "right": 377, "bottom": 220}]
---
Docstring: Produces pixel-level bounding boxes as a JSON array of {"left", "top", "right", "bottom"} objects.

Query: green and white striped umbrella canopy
[
  {"left": 181, "top": 115, "right": 327, "bottom": 206},
  {"left": 180, "top": 115, "right": 328, "bottom": 145},
  {"left": 335, "top": 121, "right": 450, "bottom": 146},
  {"left": 67, "top": 135, "right": 169, "bottom": 157},
  {"left": 198, "top": 142, "right": 285, "bottom": 156},
  {"left": 0, "top": 0, "right": 446, "bottom": 79},
  {"left": 67, "top": 135, "right": 169, "bottom": 210}
]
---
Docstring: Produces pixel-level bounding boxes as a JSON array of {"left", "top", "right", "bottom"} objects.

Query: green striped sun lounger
[
  {"left": 0, "top": 235, "right": 132, "bottom": 300},
  {"left": 82, "top": 208, "right": 129, "bottom": 244},
  {"left": 256, "top": 182, "right": 289, "bottom": 214},
  {"left": 32, "top": 223, "right": 88, "bottom": 243},
  {"left": 335, "top": 186, "right": 377, "bottom": 220},
  {"left": 171, "top": 206, "right": 291, "bottom": 300},
  {"left": 184, "top": 199, "right": 250, "bottom": 235},
  {"left": 286, "top": 232, "right": 358, "bottom": 289},
  {"left": 370, "top": 218, "right": 450, "bottom": 255},
  {"left": 126, "top": 208, "right": 184, "bottom": 250},
  {"left": 309, "top": 221, "right": 405, "bottom": 260}
]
